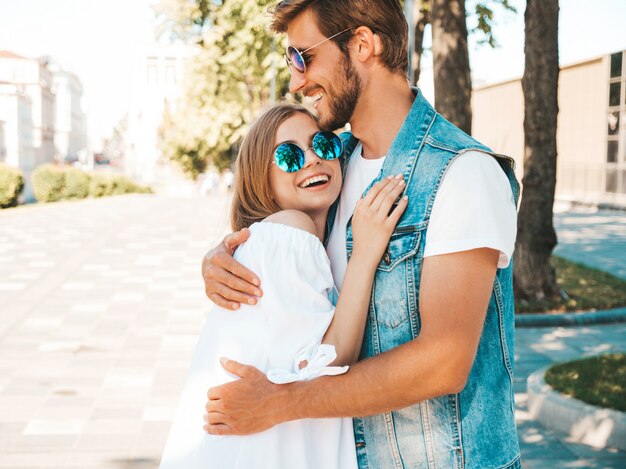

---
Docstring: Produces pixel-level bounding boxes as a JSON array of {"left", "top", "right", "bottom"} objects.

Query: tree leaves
[{"left": 156, "top": 0, "right": 290, "bottom": 178}]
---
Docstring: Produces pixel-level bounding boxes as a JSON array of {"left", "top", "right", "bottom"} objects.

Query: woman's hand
[{"left": 351, "top": 174, "right": 408, "bottom": 266}]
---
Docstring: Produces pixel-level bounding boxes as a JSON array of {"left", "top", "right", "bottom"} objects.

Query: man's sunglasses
[
  {"left": 285, "top": 27, "right": 353, "bottom": 74},
  {"left": 273, "top": 131, "right": 343, "bottom": 173}
]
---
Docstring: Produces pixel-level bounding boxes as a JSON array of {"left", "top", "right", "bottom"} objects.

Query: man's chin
[{"left": 319, "top": 114, "right": 349, "bottom": 132}]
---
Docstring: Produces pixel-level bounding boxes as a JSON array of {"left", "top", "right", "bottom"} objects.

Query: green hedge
[
  {"left": 32, "top": 164, "right": 65, "bottom": 202},
  {"left": 0, "top": 163, "right": 25, "bottom": 208},
  {"left": 89, "top": 173, "right": 152, "bottom": 197},
  {"left": 64, "top": 167, "right": 91, "bottom": 199},
  {"left": 32, "top": 165, "right": 152, "bottom": 203}
]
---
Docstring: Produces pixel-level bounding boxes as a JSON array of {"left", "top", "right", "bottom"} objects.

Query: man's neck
[{"left": 349, "top": 73, "right": 415, "bottom": 160}]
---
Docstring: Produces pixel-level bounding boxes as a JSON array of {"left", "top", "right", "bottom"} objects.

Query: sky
[{"left": 1, "top": 0, "right": 625, "bottom": 149}]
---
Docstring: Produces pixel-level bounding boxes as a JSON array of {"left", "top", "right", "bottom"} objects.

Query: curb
[
  {"left": 527, "top": 367, "right": 626, "bottom": 452},
  {"left": 515, "top": 306, "right": 626, "bottom": 328}
]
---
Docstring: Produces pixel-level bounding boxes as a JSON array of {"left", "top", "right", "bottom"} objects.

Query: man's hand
[
  {"left": 204, "top": 358, "right": 287, "bottom": 435},
  {"left": 202, "top": 229, "right": 263, "bottom": 310}
]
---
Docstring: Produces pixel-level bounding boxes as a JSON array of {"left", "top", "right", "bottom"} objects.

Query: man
[{"left": 201, "top": 1, "right": 521, "bottom": 467}]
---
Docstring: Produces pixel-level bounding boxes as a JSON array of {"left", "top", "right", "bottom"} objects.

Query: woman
[{"left": 159, "top": 103, "right": 407, "bottom": 468}]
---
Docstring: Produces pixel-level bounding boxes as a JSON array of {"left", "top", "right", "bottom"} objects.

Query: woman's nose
[{"left": 302, "top": 148, "right": 321, "bottom": 169}]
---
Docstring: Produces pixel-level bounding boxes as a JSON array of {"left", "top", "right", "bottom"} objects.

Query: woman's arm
[{"left": 323, "top": 175, "right": 407, "bottom": 365}]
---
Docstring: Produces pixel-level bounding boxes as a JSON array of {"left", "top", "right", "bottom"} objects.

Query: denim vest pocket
[
  {"left": 377, "top": 226, "right": 421, "bottom": 272},
  {"left": 371, "top": 227, "right": 422, "bottom": 332}
]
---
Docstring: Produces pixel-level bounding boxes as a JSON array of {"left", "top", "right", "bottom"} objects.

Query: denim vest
[{"left": 326, "top": 90, "right": 521, "bottom": 469}]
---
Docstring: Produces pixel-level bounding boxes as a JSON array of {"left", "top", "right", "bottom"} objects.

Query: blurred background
[{"left": 1, "top": 0, "right": 625, "bottom": 204}]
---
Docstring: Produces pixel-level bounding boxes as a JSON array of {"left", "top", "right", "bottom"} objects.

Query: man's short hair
[{"left": 269, "top": 0, "right": 408, "bottom": 76}]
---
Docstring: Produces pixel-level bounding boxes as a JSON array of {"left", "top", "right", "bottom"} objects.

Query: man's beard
[{"left": 319, "top": 54, "right": 362, "bottom": 131}]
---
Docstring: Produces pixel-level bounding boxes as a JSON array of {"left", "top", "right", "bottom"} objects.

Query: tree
[
  {"left": 410, "top": 0, "right": 431, "bottom": 85},
  {"left": 155, "top": 0, "right": 290, "bottom": 179},
  {"left": 431, "top": 0, "right": 473, "bottom": 134},
  {"left": 513, "top": 0, "right": 560, "bottom": 304},
  {"left": 408, "top": 0, "right": 516, "bottom": 134}
]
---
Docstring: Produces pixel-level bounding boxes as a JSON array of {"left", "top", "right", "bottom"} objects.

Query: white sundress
[{"left": 159, "top": 222, "right": 358, "bottom": 469}]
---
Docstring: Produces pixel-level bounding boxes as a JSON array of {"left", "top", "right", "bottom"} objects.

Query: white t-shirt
[
  {"left": 326, "top": 143, "right": 517, "bottom": 290},
  {"left": 326, "top": 144, "right": 385, "bottom": 289}
]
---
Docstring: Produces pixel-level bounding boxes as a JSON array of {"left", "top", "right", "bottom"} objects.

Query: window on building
[
  {"left": 610, "top": 52, "right": 623, "bottom": 78},
  {"left": 147, "top": 57, "right": 158, "bottom": 84},
  {"left": 606, "top": 168, "right": 617, "bottom": 193},
  {"left": 609, "top": 82, "right": 621, "bottom": 107},
  {"left": 605, "top": 51, "right": 626, "bottom": 198},
  {"left": 608, "top": 111, "right": 620, "bottom": 135},
  {"left": 607, "top": 140, "right": 619, "bottom": 163},
  {"left": 621, "top": 170, "right": 626, "bottom": 194}
]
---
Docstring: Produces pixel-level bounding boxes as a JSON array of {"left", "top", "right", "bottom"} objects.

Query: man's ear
[{"left": 352, "top": 26, "right": 381, "bottom": 63}]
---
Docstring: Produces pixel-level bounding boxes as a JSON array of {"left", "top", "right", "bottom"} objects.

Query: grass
[
  {"left": 517, "top": 256, "right": 626, "bottom": 314},
  {"left": 545, "top": 353, "right": 626, "bottom": 412}
]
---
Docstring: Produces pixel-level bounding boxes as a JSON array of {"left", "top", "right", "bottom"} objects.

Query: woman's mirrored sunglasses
[
  {"left": 273, "top": 131, "right": 343, "bottom": 173},
  {"left": 285, "top": 27, "right": 353, "bottom": 74}
]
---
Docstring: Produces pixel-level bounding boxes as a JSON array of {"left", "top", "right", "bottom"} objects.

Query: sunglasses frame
[
  {"left": 273, "top": 131, "right": 343, "bottom": 173},
  {"left": 285, "top": 27, "right": 354, "bottom": 74}
]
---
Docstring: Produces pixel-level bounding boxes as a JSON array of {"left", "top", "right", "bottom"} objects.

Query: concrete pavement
[
  {"left": 554, "top": 209, "right": 626, "bottom": 279},
  {"left": 515, "top": 324, "right": 626, "bottom": 468},
  {"left": 0, "top": 195, "right": 624, "bottom": 468},
  {"left": 0, "top": 194, "right": 231, "bottom": 469}
]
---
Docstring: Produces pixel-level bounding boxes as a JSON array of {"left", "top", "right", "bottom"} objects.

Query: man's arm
[
  {"left": 205, "top": 247, "right": 499, "bottom": 434},
  {"left": 202, "top": 228, "right": 263, "bottom": 310}
]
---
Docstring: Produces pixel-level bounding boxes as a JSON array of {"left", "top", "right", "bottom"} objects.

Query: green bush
[
  {"left": 88, "top": 173, "right": 153, "bottom": 197},
  {"left": 89, "top": 173, "right": 114, "bottom": 198},
  {"left": 112, "top": 175, "right": 152, "bottom": 195},
  {"left": 32, "top": 164, "right": 65, "bottom": 202},
  {"left": 63, "top": 167, "right": 90, "bottom": 199},
  {"left": 31, "top": 165, "right": 152, "bottom": 202},
  {"left": 0, "top": 163, "right": 25, "bottom": 208}
]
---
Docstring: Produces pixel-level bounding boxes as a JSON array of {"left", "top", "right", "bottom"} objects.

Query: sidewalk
[
  {"left": 0, "top": 196, "right": 624, "bottom": 468},
  {"left": 0, "top": 194, "right": 231, "bottom": 468},
  {"left": 515, "top": 324, "right": 626, "bottom": 468},
  {"left": 554, "top": 209, "right": 626, "bottom": 279}
]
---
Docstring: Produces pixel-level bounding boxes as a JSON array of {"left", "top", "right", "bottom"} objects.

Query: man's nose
[{"left": 289, "top": 72, "right": 306, "bottom": 94}]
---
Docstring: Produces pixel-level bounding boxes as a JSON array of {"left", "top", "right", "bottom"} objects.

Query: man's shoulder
[
  {"left": 435, "top": 150, "right": 516, "bottom": 209},
  {"left": 426, "top": 114, "right": 491, "bottom": 154}
]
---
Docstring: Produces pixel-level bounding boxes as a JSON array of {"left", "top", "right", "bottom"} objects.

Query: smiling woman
[
  {"left": 230, "top": 103, "right": 342, "bottom": 232},
  {"left": 159, "top": 101, "right": 407, "bottom": 468}
]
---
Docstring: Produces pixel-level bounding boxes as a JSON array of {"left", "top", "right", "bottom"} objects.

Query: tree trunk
[
  {"left": 431, "top": 0, "right": 472, "bottom": 134},
  {"left": 411, "top": 0, "right": 430, "bottom": 85},
  {"left": 513, "top": 0, "right": 560, "bottom": 304}
]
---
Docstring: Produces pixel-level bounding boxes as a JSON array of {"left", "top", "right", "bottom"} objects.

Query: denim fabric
[{"left": 327, "top": 89, "right": 521, "bottom": 469}]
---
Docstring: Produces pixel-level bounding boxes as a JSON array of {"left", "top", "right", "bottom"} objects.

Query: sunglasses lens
[
  {"left": 274, "top": 143, "right": 305, "bottom": 173},
  {"left": 287, "top": 46, "right": 306, "bottom": 73},
  {"left": 312, "top": 131, "right": 343, "bottom": 160}
]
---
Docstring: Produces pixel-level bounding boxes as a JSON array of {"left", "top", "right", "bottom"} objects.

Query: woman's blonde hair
[{"left": 230, "top": 102, "right": 318, "bottom": 231}]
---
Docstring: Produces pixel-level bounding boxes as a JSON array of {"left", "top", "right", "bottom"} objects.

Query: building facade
[
  {"left": 126, "top": 43, "right": 191, "bottom": 184},
  {"left": 49, "top": 61, "right": 87, "bottom": 163},
  {"left": 0, "top": 51, "right": 55, "bottom": 168},
  {"left": 472, "top": 50, "right": 626, "bottom": 208},
  {"left": 0, "top": 119, "right": 5, "bottom": 162},
  {"left": 0, "top": 82, "right": 35, "bottom": 199}
]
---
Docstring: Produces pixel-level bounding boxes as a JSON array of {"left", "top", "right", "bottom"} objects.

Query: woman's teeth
[{"left": 299, "top": 175, "right": 329, "bottom": 188}]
